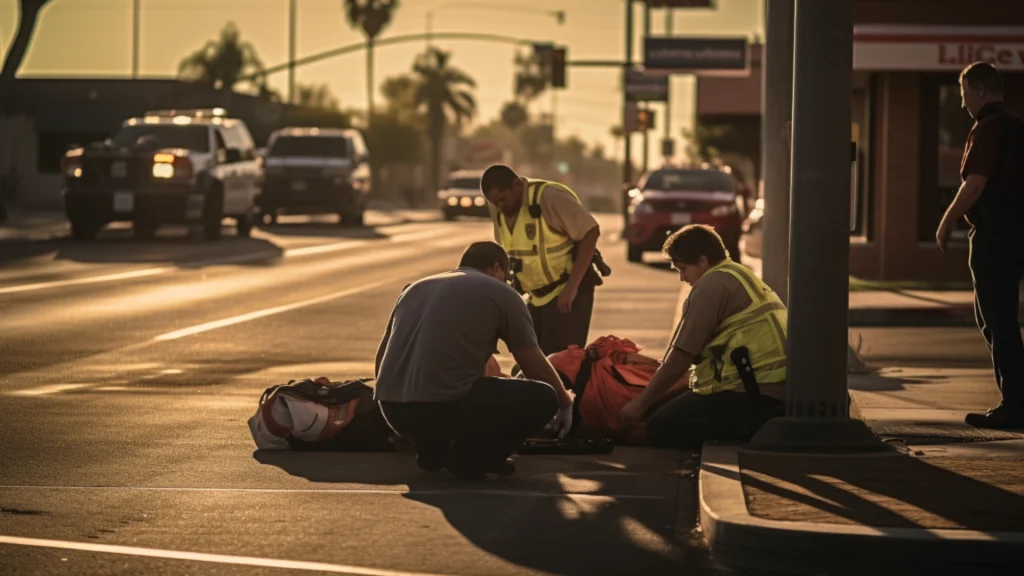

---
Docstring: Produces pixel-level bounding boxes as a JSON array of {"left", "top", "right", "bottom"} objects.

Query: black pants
[
  {"left": 529, "top": 287, "right": 595, "bottom": 355},
  {"left": 970, "top": 228, "right": 1024, "bottom": 411},
  {"left": 380, "top": 377, "right": 558, "bottom": 471},
  {"left": 645, "top": 390, "right": 784, "bottom": 450}
]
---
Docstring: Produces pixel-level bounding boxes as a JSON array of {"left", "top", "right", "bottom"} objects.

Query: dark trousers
[
  {"left": 969, "top": 228, "right": 1024, "bottom": 411},
  {"left": 529, "top": 287, "right": 595, "bottom": 355},
  {"left": 380, "top": 377, "right": 558, "bottom": 471},
  {"left": 645, "top": 390, "right": 784, "bottom": 450}
]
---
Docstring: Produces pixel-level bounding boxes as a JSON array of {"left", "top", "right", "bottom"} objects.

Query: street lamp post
[
  {"left": 426, "top": 3, "right": 565, "bottom": 48},
  {"left": 747, "top": 0, "right": 884, "bottom": 452},
  {"left": 760, "top": 0, "right": 793, "bottom": 305},
  {"left": 289, "top": 0, "right": 297, "bottom": 104},
  {"left": 132, "top": 0, "right": 140, "bottom": 79},
  {"left": 641, "top": 3, "right": 651, "bottom": 174}
]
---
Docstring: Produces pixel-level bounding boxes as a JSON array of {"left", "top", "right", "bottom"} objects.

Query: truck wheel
[
  {"left": 627, "top": 245, "right": 643, "bottom": 263},
  {"left": 70, "top": 219, "right": 99, "bottom": 241},
  {"left": 133, "top": 221, "right": 157, "bottom": 240},
  {"left": 203, "top": 188, "right": 224, "bottom": 241},
  {"left": 338, "top": 209, "right": 364, "bottom": 227},
  {"left": 236, "top": 212, "right": 254, "bottom": 238}
]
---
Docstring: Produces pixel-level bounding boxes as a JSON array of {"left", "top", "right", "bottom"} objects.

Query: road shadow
[
  {"left": 737, "top": 449, "right": 1024, "bottom": 537},
  {"left": 0, "top": 226, "right": 285, "bottom": 268},
  {"left": 255, "top": 447, "right": 720, "bottom": 576}
]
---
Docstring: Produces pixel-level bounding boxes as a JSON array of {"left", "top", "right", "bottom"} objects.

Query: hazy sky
[{"left": 2, "top": 0, "right": 762, "bottom": 158}]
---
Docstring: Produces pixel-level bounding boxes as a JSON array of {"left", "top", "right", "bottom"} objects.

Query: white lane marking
[
  {"left": 153, "top": 279, "right": 392, "bottom": 342},
  {"left": 284, "top": 228, "right": 452, "bottom": 258},
  {"left": 0, "top": 225, "right": 460, "bottom": 296},
  {"left": 0, "top": 535, "right": 455, "bottom": 576},
  {"left": 6, "top": 384, "right": 92, "bottom": 397},
  {"left": 0, "top": 268, "right": 170, "bottom": 296},
  {"left": 0, "top": 485, "right": 664, "bottom": 500}
]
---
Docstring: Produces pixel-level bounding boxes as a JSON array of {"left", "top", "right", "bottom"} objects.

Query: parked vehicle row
[{"left": 60, "top": 108, "right": 372, "bottom": 241}]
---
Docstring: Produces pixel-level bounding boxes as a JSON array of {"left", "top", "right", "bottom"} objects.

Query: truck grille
[{"left": 81, "top": 157, "right": 147, "bottom": 188}]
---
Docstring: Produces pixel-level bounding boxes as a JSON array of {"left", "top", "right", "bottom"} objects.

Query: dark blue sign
[{"left": 644, "top": 37, "right": 748, "bottom": 72}]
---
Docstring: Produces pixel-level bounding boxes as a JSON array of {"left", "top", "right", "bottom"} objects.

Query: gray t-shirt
[{"left": 374, "top": 267, "right": 539, "bottom": 403}]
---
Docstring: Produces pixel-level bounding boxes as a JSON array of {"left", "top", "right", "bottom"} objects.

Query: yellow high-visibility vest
[
  {"left": 495, "top": 178, "right": 577, "bottom": 307},
  {"left": 690, "top": 259, "right": 788, "bottom": 395}
]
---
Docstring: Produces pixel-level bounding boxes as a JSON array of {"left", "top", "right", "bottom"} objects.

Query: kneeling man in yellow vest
[{"left": 618, "top": 224, "right": 787, "bottom": 449}]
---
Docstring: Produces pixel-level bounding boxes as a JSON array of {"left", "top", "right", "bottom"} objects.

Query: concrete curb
[
  {"left": 699, "top": 443, "right": 1024, "bottom": 574},
  {"left": 847, "top": 306, "right": 1024, "bottom": 327}
]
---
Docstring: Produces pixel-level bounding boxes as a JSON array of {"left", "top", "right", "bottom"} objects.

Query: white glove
[{"left": 550, "top": 405, "right": 574, "bottom": 438}]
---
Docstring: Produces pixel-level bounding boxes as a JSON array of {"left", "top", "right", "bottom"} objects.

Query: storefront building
[{"left": 696, "top": 0, "right": 1024, "bottom": 281}]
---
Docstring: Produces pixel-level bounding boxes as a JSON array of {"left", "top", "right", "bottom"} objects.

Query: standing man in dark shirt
[{"left": 937, "top": 61, "right": 1024, "bottom": 429}]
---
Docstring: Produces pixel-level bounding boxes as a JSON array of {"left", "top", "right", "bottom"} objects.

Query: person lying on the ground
[
  {"left": 616, "top": 224, "right": 787, "bottom": 449},
  {"left": 373, "top": 241, "right": 575, "bottom": 479}
]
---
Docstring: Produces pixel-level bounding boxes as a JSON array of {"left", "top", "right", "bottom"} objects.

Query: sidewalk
[
  {"left": 0, "top": 207, "right": 69, "bottom": 241},
  {"left": 742, "top": 252, "right": 1018, "bottom": 327},
  {"left": 700, "top": 368, "right": 1024, "bottom": 574}
]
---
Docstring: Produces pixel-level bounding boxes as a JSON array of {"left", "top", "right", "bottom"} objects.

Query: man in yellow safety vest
[
  {"left": 618, "top": 224, "right": 787, "bottom": 448},
  {"left": 482, "top": 164, "right": 607, "bottom": 355}
]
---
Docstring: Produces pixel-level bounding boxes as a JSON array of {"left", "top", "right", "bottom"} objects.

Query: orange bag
[{"left": 547, "top": 335, "right": 663, "bottom": 444}]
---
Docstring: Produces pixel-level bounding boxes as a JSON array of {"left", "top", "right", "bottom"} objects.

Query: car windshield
[
  {"left": 643, "top": 170, "right": 734, "bottom": 192},
  {"left": 112, "top": 125, "right": 210, "bottom": 151},
  {"left": 447, "top": 177, "right": 481, "bottom": 190},
  {"left": 269, "top": 136, "right": 350, "bottom": 158}
]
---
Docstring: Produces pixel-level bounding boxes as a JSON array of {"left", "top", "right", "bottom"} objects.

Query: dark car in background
[
  {"left": 437, "top": 170, "right": 488, "bottom": 220},
  {"left": 257, "top": 127, "right": 371, "bottom": 226},
  {"left": 626, "top": 166, "right": 745, "bottom": 263}
]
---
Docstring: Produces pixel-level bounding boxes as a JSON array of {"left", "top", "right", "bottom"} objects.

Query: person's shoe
[
  {"left": 964, "top": 405, "right": 1024, "bottom": 429},
  {"left": 444, "top": 452, "right": 516, "bottom": 479},
  {"left": 416, "top": 454, "right": 445, "bottom": 473},
  {"left": 486, "top": 458, "right": 516, "bottom": 477},
  {"left": 443, "top": 450, "right": 487, "bottom": 480}
]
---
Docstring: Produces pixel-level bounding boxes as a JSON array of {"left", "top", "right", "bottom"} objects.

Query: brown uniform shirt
[
  {"left": 960, "top": 101, "right": 1024, "bottom": 230},
  {"left": 670, "top": 268, "right": 785, "bottom": 399},
  {"left": 490, "top": 179, "right": 599, "bottom": 242}
]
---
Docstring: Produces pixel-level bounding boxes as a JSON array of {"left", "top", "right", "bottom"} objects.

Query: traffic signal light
[
  {"left": 551, "top": 47, "right": 567, "bottom": 88},
  {"left": 637, "top": 108, "right": 655, "bottom": 131}
]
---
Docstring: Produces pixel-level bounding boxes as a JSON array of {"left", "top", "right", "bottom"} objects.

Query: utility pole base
[{"left": 746, "top": 417, "right": 891, "bottom": 453}]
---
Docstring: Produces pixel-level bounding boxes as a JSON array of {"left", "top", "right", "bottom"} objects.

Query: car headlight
[
  {"left": 459, "top": 197, "right": 473, "bottom": 208},
  {"left": 473, "top": 196, "right": 486, "bottom": 207},
  {"left": 711, "top": 204, "right": 737, "bottom": 217},
  {"left": 447, "top": 197, "right": 458, "bottom": 206},
  {"left": 630, "top": 201, "right": 654, "bottom": 216}
]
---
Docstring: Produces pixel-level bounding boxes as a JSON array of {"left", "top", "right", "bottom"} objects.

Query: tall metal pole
[
  {"left": 289, "top": 0, "right": 297, "bottom": 104},
  {"left": 748, "top": 0, "right": 883, "bottom": 452},
  {"left": 621, "top": 0, "right": 634, "bottom": 231},
  {"left": 664, "top": 7, "right": 672, "bottom": 153},
  {"left": 760, "top": 0, "right": 794, "bottom": 305},
  {"left": 132, "top": 0, "right": 140, "bottom": 79},
  {"left": 641, "top": 3, "right": 651, "bottom": 173}
]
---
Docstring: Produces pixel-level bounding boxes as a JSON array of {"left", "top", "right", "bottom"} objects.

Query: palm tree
[
  {"left": 343, "top": 0, "right": 400, "bottom": 122},
  {"left": 177, "top": 22, "right": 268, "bottom": 93},
  {"left": 412, "top": 47, "right": 477, "bottom": 196},
  {"left": 0, "top": 0, "right": 53, "bottom": 112},
  {"left": 296, "top": 83, "right": 341, "bottom": 111}
]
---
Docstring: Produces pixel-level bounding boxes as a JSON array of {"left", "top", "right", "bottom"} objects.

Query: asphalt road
[{"left": 0, "top": 211, "right": 729, "bottom": 576}]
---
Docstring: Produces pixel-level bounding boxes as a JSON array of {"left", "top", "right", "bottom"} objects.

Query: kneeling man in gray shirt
[{"left": 375, "top": 241, "right": 575, "bottom": 478}]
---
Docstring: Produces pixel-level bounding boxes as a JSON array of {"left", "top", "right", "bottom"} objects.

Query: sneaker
[
  {"left": 444, "top": 452, "right": 516, "bottom": 479},
  {"left": 964, "top": 405, "right": 1024, "bottom": 429}
]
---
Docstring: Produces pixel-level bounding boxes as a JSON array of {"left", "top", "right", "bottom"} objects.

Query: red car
[{"left": 626, "top": 167, "right": 745, "bottom": 263}]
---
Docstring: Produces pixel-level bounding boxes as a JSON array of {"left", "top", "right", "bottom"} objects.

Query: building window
[
  {"left": 919, "top": 74, "right": 972, "bottom": 243},
  {"left": 850, "top": 71, "right": 873, "bottom": 240}
]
